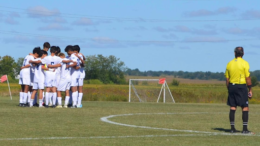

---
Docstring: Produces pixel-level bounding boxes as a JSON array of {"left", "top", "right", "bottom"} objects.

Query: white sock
[
  {"left": 19, "top": 92, "right": 23, "bottom": 103},
  {"left": 78, "top": 93, "right": 83, "bottom": 106},
  {"left": 33, "top": 93, "right": 38, "bottom": 104},
  {"left": 45, "top": 92, "right": 49, "bottom": 106},
  {"left": 39, "top": 99, "right": 43, "bottom": 107},
  {"left": 72, "top": 92, "right": 77, "bottom": 106},
  {"left": 52, "top": 93, "right": 57, "bottom": 105},
  {"left": 23, "top": 93, "right": 28, "bottom": 104},
  {"left": 65, "top": 96, "right": 70, "bottom": 106},
  {"left": 58, "top": 97, "right": 62, "bottom": 106},
  {"left": 30, "top": 99, "right": 33, "bottom": 107},
  {"left": 27, "top": 92, "right": 31, "bottom": 103}
]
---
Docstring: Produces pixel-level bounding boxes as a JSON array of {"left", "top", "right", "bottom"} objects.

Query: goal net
[{"left": 129, "top": 79, "right": 175, "bottom": 103}]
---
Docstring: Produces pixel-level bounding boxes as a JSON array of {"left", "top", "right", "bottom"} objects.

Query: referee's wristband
[{"left": 247, "top": 85, "right": 252, "bottom": 88}]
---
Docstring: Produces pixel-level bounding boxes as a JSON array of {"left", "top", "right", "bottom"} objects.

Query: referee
[{"left": 225, "top": 47, "right": 253, "bottom": 134}]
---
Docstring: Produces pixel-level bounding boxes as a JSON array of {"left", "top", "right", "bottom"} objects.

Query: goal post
[{"left": 129, "top": 79, "right": 175, "bottom": 103}]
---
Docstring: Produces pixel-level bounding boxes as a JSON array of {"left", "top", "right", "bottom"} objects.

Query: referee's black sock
[
  {"left": 242, "top": 111, "right": 249, "bottom": 131},
  {"left": 229, "top": 110, "right": 236, "bottom": 130}
]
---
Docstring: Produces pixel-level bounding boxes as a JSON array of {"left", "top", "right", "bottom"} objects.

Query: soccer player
[
  {"left": 19, "top": 47, "right": 41, "bottom": 107},
  {"left": 29, "top": 50, "right": 53, "bottom": 107},
  {"left": 225, "top": 47, "right": 253, "bottom": 134},
  {"left": 43, "top": 42, "right": 50, "bottom": 52},
  {"left": 73, "top": 45, "right": 85, "bottom": 108},
  {"left": 42, "top": 46, "right": 62, "bottom": 108},
  {"left": 65, "top": 45, "right": 79, "bottom": 108},
  {"left": 56, "top": 53, "right": 72, "bottom": 108}
]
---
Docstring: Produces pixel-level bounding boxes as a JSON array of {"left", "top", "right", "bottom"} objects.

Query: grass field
[{"left": 1, "top": 96, "right": 260, "bottom": 146}]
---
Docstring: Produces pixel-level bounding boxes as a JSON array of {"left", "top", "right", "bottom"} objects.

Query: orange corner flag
[
  {"left": 159, "top": 78, "right": 166, "bottom": 84},
  {"left": 1, "top": 75, "right": 7, "bottom": 83}
]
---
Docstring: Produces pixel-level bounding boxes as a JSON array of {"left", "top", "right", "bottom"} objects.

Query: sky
[{"left": 1, "top": 0, "right": 260, "bottom": 72}]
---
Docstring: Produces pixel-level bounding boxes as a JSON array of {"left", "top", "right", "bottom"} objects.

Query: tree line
[{"left": 1, "top": 55, "right": 260, "bottom": 84}]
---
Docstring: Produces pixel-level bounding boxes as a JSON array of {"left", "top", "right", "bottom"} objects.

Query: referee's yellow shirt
[{"left": 225, "top": 57, "right": 250, "bottom": 84}]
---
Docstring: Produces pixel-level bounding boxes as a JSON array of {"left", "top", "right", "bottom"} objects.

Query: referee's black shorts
[{"left": 227, "top": 84, "right": 248, "bottom": 107}]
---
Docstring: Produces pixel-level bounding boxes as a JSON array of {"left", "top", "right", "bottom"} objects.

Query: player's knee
[
  {"left": 242, "top": 107, "right": 249, "bottom": 111},
  {"left": 230, "top": 107, "right": 236, "bottom": 110}
]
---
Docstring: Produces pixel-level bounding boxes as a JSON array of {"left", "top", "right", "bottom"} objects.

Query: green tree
[
  {"left": 85, "top": 55, "right": 126, "bottom": 84},
  {"left": 171, "top": 79, "right": 180, "bottom": 86},
  {"left": 15, "top": 57, "right": 24, "bottom": 76},
  {"left": 0, "top": 56, "right": 17, "bottom": 79},
  {"left": 251, "top": 76, "right": 259, "bottom": 87}
]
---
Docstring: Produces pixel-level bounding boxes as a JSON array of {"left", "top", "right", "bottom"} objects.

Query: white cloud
[
  {"left": 38, "top": 23, "right": 71, "bottom": 31},
  {"left": 5, "top": 18, "right": 19, "bottom": 25},
  {"left": 73, "top": 17, "right": 93, "bottom": 25},
  {"left": 242, "top": 10, "right": 260, "bottom": 19},
  {"left": 184, "top": 7, "right": 236, "bottom": 17},
  {"left": 41, "top": 17, "right": 67, "bottom": 23},
  {"left": 27, "top": 6, "right": 60, "bottom": 18},
  {"left": 183, "top": 36, "right": 227, "bottom": 42}
]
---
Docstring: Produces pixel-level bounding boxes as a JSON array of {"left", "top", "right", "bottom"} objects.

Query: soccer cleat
[
  {"left": 45, "top": 105, "right": 49, "bottom": 108},
  {"left": 52, "top": 105, "right": 56, "bottom": 108},
  {"left": 33, "top": 103, "right": 39, "bottom": 107},
  {"left": 19, "top": 103, "right": 23, "bottom": 107},
  {"left": 39, "top": 106, "right": 44, "bottom": 108},
  {"left": 56, "top": 105, "right": 62, "bottom": 108},
  {"left": 49, "top": 103, "right": 53, "bottom": 106},
  {"left": 242, "top": 130, "right": 255, "bottom": 134},
  {"left": 230, "top": 129, "right": 239, "bottom": 133},
  {"left": 77, "top": 105, "right": 82, "bottom": 108},
  {"left": 70, "top": 105, "right": 77, "bottom": 108},
  {"left": 63, "top": 105, "right": 68, "bottom": 108},
  {"left": 42, "top": 103, "right": 46, "bottom": 106},
  {"left": 22, "top": 103, "right": 29, "bottom": 107}
]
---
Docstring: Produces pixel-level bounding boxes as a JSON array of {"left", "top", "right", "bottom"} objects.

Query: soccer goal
[{"left": 129, "top": 78, "right": 175, "bottom": 103}]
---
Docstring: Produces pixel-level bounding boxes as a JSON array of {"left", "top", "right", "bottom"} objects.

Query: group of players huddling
[{"left": 19, "top": 42, "right": 85, "bottom": 108}]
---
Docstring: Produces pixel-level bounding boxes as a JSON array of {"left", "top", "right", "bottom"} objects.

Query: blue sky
[{"left": 1, "top": 0, "right": 260, "bottom": 72}]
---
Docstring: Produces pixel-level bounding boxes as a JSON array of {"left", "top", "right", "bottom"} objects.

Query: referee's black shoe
[
  {"left": 242, "top": 130, "right": 255, "bottom": 134},
  {"left": 230, "top": 129, "right": 239, "bottom": 133}
]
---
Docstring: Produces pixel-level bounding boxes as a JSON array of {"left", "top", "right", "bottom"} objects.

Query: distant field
[
  {"left": 0, "top": 97, "right": 260, "bottom": 146},
  {"left": 125, "top": 75, "right": 225, "bottom": 84},
  {"left": 1, "top": 77, "right": 260, "bottom": 104}
]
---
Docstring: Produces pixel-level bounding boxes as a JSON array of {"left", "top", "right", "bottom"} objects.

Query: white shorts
[
  {"left": 33, "top": 82, "right": 45, "bottom": 90},
  {"left": 45, "top": 77, "right": 55, "bottom": 87},
  {"left": 19, "top": 78, "right": 31, "bottom": 85},
  {"left": 54, "top": 75, "right": 60, "bottom": 88},
  {"left": 57, "top": 78, "right": 71, "bottom": 91},
  {"left": 78, "top": 78, "right": 84, "bottom": 86},
  {"left": 71, "top": 77, "right": 79, "bottom": 87}
]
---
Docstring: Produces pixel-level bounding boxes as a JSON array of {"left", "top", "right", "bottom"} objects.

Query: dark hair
[
  {"left": 50, "top": 46, "right": 57, "bottom": 53},
  {"left": 73, "top": 45, "right": 80, "bottom": 52},
  {"left": 43, "top": 42, "right": 50, "bottom": 49},
  {"left": 41, "top": 50, "right": 48, "bottom": 55},
  {"left": 234, "top": 47, "right": 244, "bottom": 58},
  {"left": 55, "top": 46, "right": 61, "bottom": 54},
  {"left": 33, "top": 47, "right": 42, "bottom": 54},
  {"left": 65, "top": 45, "right": 74, "bottom": 52}
]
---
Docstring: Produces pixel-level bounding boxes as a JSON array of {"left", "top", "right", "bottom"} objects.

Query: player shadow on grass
[{"left": 212, "top": 128, "right": 240, "bottom": 133}]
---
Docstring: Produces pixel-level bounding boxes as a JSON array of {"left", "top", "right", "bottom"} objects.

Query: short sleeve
[
  {"left": 244, "top": 62, "right": 250, "bottom": 78},
  {"left": 224, "top": 64, "right": 229, "bottom": 79}
]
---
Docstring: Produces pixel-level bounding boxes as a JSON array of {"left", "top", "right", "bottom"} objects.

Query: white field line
[
  {"left": 100, "top": 112, "right": 258, "bottom": 136},
  {"left": 0, "top": 134, "right": 219, "bottom": 141}
]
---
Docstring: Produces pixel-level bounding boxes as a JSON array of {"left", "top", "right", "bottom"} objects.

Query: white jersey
[
  {"left": 32, "top": 58, "right": 46, "bottom": 83},
  {"left": 42, "top": 55, "right": 62, "bottom": 77},
  {"left": 20, "top": 55, "right": 34, "bottom": 78},
  {"left": 78, "top": 54, "right": 86, "bottom": 79},
  {"left": 60, "top": 58, "right": 71, "bottom": 79},
  {"left": 69, "top": 54, "right": 80, "bottom": 78}
]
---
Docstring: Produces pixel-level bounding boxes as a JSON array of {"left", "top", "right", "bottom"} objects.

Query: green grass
[{"left": 1, "top": 96, "right": 260, "bottom": 146}]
